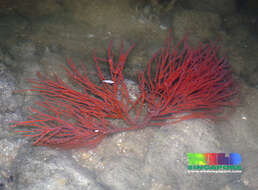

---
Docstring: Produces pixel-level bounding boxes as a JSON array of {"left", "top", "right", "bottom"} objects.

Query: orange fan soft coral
[{"left": 12, "top": 31, "right": 238, "bottom": 149}]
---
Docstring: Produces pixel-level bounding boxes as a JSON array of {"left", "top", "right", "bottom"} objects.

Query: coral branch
[
  {"left": 138, "top": 31, "right": 238, "bottom": 124},
  {"left": 12, "top": 31, "right": 238, "bottom": 148},
  {"left": 12, "top": 41, "right": 142, "bottom": 148}
]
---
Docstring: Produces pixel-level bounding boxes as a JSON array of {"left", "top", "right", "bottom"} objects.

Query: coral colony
[{"left": 12, "top": 31, "right": 238, "bottom": 149}]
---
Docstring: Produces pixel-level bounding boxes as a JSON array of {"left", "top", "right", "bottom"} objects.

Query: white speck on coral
[
  {"left": 102, "top": 80, "right": 114, "bottom": 84},
  {"left": 242, "top": 115, "right": 247, "bottom": 120}
]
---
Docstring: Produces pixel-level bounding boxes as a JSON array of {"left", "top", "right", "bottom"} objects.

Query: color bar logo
[{"left": 187, "top": 153, "right": 242, "bottom": 173}]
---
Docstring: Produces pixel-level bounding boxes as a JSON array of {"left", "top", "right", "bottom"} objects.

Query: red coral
[
  {"left": 12, "top": 31, "right": 238, "bottom": 149},
  {"left": 138, "top": 32, "right": 238, "bottom": 124}
]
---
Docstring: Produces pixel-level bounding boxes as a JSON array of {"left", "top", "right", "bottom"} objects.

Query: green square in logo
[{"left": 188, "top": 153, "right": 206, "bottom": 165}]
